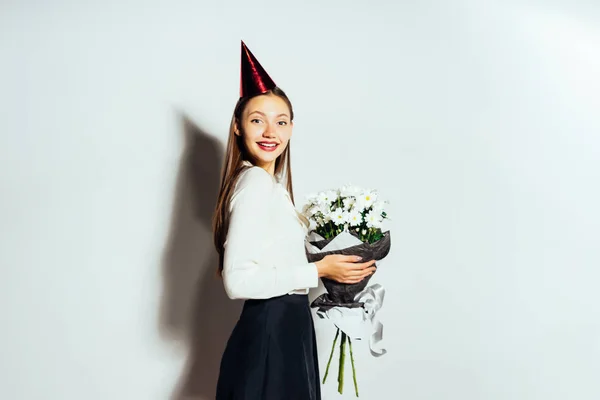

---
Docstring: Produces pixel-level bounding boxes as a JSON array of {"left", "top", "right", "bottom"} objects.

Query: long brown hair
[{"left": 212, "top": 87, "right": 297, "bottom": 276}]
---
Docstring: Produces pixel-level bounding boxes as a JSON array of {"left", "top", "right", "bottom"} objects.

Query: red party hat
[{"left": 239, "top": 40, "right": 277, "bottom": 98}]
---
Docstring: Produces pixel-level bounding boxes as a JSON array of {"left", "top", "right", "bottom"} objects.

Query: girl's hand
[{"left": 315, "top": 254, "right": 376, "bottom": 284}]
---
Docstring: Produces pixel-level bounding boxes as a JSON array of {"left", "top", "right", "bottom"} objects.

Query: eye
[
  {"left": 251, "top": 118, "right": 262, "bottom": 123},
  {"left": 278, "top": 121, "right": 288, "bottom": 126}
]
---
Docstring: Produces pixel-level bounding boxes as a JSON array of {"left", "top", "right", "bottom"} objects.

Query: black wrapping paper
[{"left": 306, "top": 230, "right": 391, "bottom": 308}]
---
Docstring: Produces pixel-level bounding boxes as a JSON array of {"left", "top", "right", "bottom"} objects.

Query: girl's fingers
[
  {"left": 356, "top": 259, "right": 374, "bottom": 267},
  {"left": 345, "top": 274, "right": 373, "bottom": 283},
  {"left": 341, "top": 255, "right": 363, "bottom": 263},
  {"left": 339, "top": 255, "right": 376, "bottom": 266},
  {"left": 344, "top": 269, "right": 376, "bottom": 282},
  {"left": 344, "top": 260, "right": 376, "bottom": 270},
  {"left": 361, "top": 266, "right": 376, "bottom": 274},
  {"left": 362, "top": 260, "right": 377, "bottom": 268},
  {"left": 350, "top": 267, "right": 376, "bottom": 278}
]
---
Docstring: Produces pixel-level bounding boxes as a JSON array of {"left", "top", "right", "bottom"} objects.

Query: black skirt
[{"left": 216, "top": 294, "right": 321, "bottom": 400}]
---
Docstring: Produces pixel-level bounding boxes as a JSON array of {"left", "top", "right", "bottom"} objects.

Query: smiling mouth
[{"left": 257, "top": 142, "right": 279, "bottom": 151}]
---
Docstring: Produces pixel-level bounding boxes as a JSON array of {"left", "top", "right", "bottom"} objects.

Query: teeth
[{"left": 259, "top": 143, "right": 277, "bottom": 147}]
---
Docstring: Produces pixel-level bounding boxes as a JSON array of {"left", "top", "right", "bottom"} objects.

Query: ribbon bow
[
  {"left": 354, "top": 283, "right": 386, "bottom": 357},
  {"left": 315, "top": 284, "right": 387, "bottom": 357}
]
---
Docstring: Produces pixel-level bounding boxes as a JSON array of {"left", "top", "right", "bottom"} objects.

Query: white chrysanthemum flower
[
  {"left": 358, "top": 190, "right": 378, "bottom": 209},
  {"left": 371, "top": 199, "right": 386, "bottom": 213},
  {"left": 321, "top": 207, "right": 333, "bottom": 223},
  {"left": 342, "top": 196, "right": 356, "bottom": 211},
  {"left": 318, "top": 201, "right": 334, "bottom": 216},
  {"left": 365, "top": 209, "right": 383, "bottom": 228},
  {"left": 340, "top": 184, "right": 361, "bottom": 197},
  {"left": 371, "top": 200, "right": 388, "bottom": 220},
  {"left": 330, "top": 207, "right": 347, "bottom": 226},
  {"left": 347, "top": 209, "right": 363, "bottom": 227},
  {"left": 354, "top": 195, "right": 371, "bottom": 213},
  {"left": 307, "top": 204, "right": 323, "bottom": 217},
  {"left": 318, "top": 190, "right": 337, "bottom": 206}
]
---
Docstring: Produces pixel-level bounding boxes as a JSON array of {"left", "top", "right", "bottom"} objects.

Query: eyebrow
[{"left": 248, "top": 110, "right": 289, "bottom": 118}]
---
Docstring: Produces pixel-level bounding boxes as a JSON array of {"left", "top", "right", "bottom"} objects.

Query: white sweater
[{"left": 222, "top": 162, "right": 319, "bottom": 300}]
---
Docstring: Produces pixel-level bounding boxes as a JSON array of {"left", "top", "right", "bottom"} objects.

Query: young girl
[{"left": 212, "top": 41, "right": 376, "bottom": 400}]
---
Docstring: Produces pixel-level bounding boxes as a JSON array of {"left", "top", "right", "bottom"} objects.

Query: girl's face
[{"left": 235, "top": 93, "right": 293, "bottom": 174}]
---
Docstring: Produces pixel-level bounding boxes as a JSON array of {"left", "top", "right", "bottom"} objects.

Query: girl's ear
[{"left": 234, "top": 120, "right": 241, "bottom": 136}]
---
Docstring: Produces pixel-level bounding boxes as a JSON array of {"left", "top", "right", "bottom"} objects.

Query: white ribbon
[
  {"left": 355, "top": 283, "right": 387, "bottom": 357},
  {"left": 316, "top": 283, "right": 387, "bottom": 357}
]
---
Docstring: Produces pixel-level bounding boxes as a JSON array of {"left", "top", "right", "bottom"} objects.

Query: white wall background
[{"left": 1, "top": 1, "right": 599, "bottom": 399}]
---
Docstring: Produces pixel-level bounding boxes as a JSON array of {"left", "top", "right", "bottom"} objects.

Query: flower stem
[
  {"left": 338, "top": 332, "right": 347, "bottom": 394},
  {"left": 323, "top": 328, "right": 340, "bottom": 384},
  {"left": 349, "top": 337, "right": 359, "bottom": 397}
]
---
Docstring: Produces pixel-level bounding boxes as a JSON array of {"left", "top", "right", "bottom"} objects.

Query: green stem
[
  {"left": 323, "top": 328, "right": 340, "bottom": 384},
  {"left": 338, "top": 332, "right": 347, "bottom": 394},
  {"left": 349, "top": 337, "right": 359, "bottom": 397}
]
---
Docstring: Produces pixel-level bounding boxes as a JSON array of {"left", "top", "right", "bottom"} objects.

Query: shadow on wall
[{"left": 159, "top": 113, "right": 242, "bottom": 400}]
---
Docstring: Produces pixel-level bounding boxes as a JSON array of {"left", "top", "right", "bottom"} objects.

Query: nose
[{"left": 262, "top": 122, "right": 276, "bottom": 138}]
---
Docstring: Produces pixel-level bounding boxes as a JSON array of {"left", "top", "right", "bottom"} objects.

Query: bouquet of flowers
[{"left": 302, "top": 185, "right": 391, "bottom": 397}]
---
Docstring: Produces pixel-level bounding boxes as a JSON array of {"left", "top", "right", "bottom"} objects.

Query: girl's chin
[
  {"left": 252, "top": 152, "right": 280, "bottom": 163},
  {"left": 254, "top": 158, "right": 276, "bottom": 167}
]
